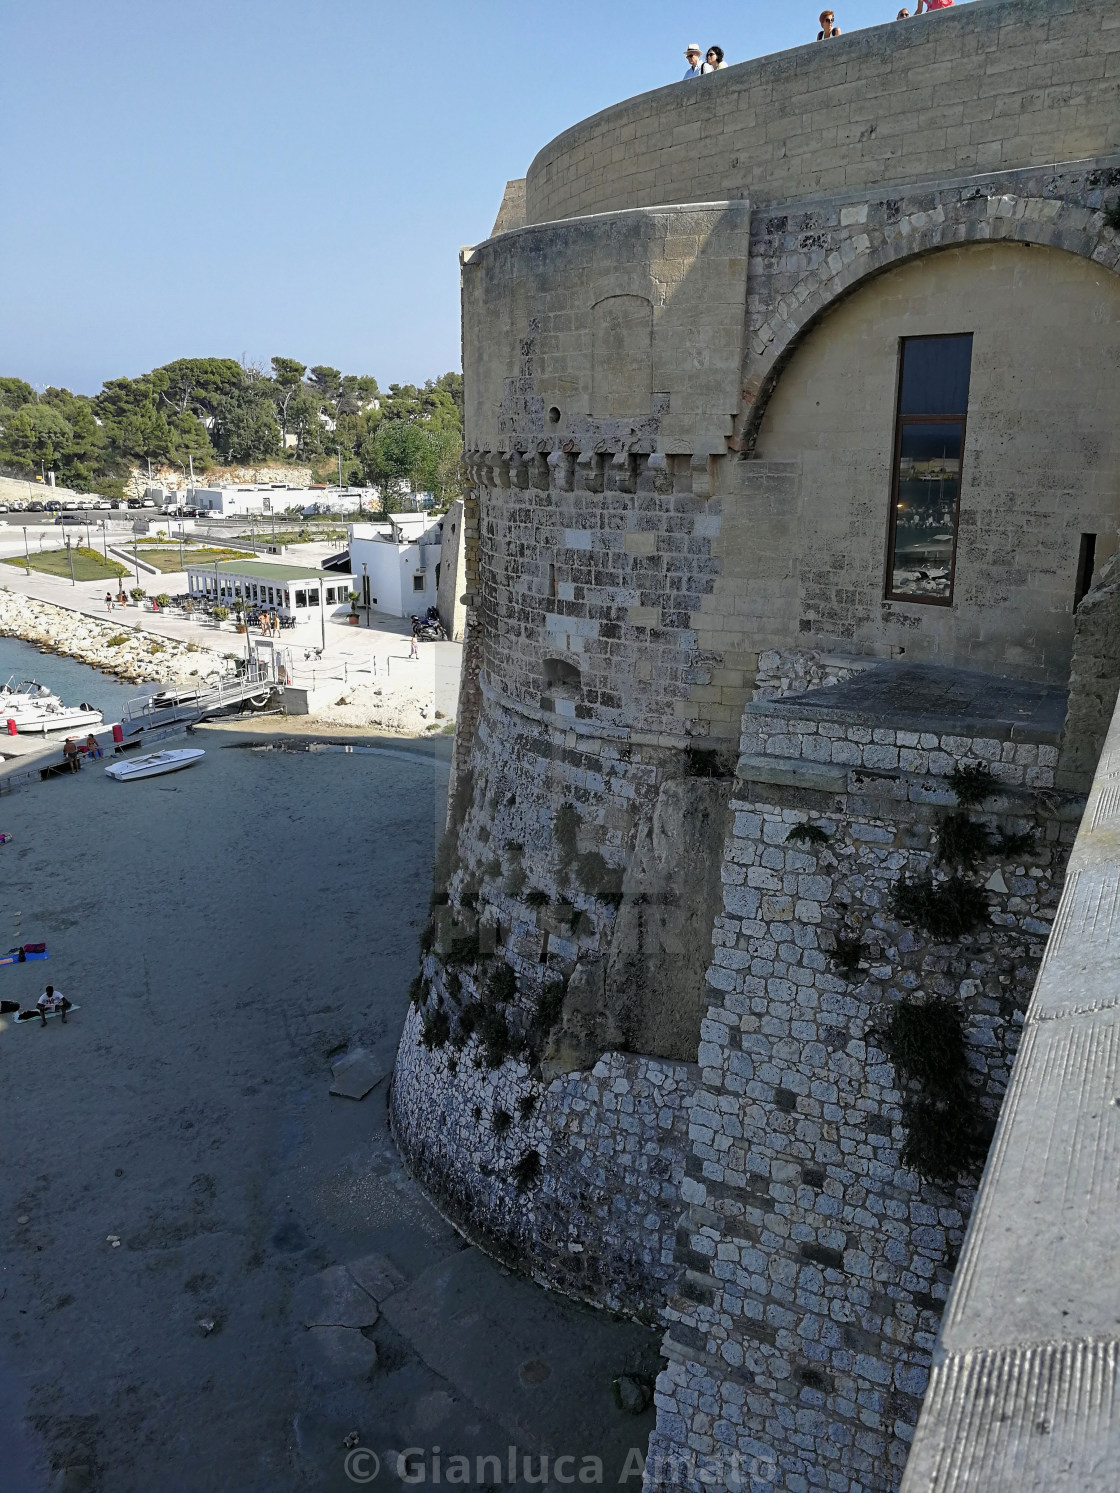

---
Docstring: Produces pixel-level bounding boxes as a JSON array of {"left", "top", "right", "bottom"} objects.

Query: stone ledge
[{"left": 736, "top": 753, "right": 848, "bottom": 793}]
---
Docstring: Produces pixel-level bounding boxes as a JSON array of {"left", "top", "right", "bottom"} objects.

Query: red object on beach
[
  {"left": 6, "top": 719, "right": 15, "bottom": 736},
  {"left": 112, "top": 723, "right": 124, "bottom": 743}
]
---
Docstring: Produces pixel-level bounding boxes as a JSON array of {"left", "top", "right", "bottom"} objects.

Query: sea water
[{"left": 0, "top": 634, "right": 157, "bottom": 722}]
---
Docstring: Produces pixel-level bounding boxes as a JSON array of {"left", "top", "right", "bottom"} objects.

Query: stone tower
[{"left": 391, "top": 2, "right": 1120, "bottom": 1486}]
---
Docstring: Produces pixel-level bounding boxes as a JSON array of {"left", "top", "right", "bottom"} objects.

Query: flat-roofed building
[{"left": 184, "top": 558, "right": 353, "bottom": 626}]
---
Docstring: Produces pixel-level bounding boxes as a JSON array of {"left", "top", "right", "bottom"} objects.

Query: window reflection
[
  {"left": 886, "top": 335, "right": 973, "bottom": 605},
  {"left": 890, "top": 423, "right": 962, "bottom": 599}
]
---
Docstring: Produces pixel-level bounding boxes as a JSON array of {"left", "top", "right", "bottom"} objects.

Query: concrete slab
[
  {"left": 345, "top": 1253, "right": 407, "bottom": 1305},
  {"left": 328, "top": 1049, "right": 387, "bottom": 1100},
  {"left": 303, "top": 1326, "right": 378, "bottom": 1379},
  {"left": 379, "top": 1247, "right": 660, "bottom": 1455},
  {"left": 291, "top": 1265, "right": 379, "bottom": 1330},
  {"left": 745, "top": 661, "right": 1068, "bottom": 744}
]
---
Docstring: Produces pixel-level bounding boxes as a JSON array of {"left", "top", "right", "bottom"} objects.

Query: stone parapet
[
  {"left": 902, "top": 677, "right": 1120, "bottom": 1489},
  {"left": 525, "top": 0, "right": 1120, "bottom": 227}
]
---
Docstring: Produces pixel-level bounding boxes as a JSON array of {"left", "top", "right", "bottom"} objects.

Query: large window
[{"left": 885, "top": 334, "right": 973, "bottom": 604}]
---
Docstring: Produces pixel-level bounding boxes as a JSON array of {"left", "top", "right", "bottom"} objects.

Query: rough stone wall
[
  {"left": 525, "top": 0, "right": 1120, "bottom": 226},
  {"left": 391, "top": 1014, "right": 694, "bottom": 1320},
  {"left": 1056, "top": 561, "right": 1120, "bottom": 793},
  {"left": 390, "top": 686, "right": 709, "bottom": 1316},
  {"left": 469, "top": 455, "right": 723, "bottom": 743},
  {"left": 435, "top": 496, "right": 467, "bottom": 641},
  {"left": 394, "top": 12, "right": 1120, "bottom": 1492},
  {"left": 645, "top": 710, "right": 1080, "bottom": 1492}
]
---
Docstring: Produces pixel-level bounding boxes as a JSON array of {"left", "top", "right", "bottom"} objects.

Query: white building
[
  {"left": 300, "top": 487, "right": 381, "bottom": 516},
  {"left": 184, "top": 558, "right": 354, "bottom": 626},
  {"left": 346, "top": 513, "right": 445, "bottom": 618},
  {"left": 184, "top": 484, "right": 317, "bottom": 517}
]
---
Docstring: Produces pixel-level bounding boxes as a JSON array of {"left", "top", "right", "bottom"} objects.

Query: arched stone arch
[{"left": 739, "top": 194, "right": 1120, "bottom": 452}]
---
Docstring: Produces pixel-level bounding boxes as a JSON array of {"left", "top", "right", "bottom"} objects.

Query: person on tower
[
  {"left": 682, "top": 44, "right": 703, "bottom": 79},
  {"left": 915, "top": 0, "right": 954, "bottom": 10}
]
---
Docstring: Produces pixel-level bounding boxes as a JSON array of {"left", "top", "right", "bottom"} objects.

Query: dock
[{"left": 0, "top": 673, "right": 284, "bottom": 794}]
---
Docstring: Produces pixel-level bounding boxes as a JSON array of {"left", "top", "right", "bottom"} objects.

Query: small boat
[
  {"left": 105, "top": 748, "right": 205, "bottom": 781},
  {"left": 2, "top": 680, "right": 103, "bottom": 734},
  {"left": 12, "top": 702, "right": 104, "bottom": 734}
]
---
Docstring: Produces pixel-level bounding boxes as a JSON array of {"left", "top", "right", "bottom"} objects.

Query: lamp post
[
  {"left": 66, "top": 534, "right": 76, "bottom": 587},
  {"left": 132, "top": 535, "right": 140, "bottom": 588},
  {"left": 22, "top": 526, "right": 30, "bottom": 576}
]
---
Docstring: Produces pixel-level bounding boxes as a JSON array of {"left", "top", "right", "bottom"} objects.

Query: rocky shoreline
[{"left": 0, "top": 587, "right": 226, "bottom": 685}]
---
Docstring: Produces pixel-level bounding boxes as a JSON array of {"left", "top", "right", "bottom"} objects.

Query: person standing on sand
[{"left": 37, "top": 985, "right": 71, "bottom": 1025}]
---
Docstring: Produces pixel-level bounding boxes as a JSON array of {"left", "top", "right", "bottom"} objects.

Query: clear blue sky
[{"left": 1, "top": 1, "right": 947, "bottom": 395}]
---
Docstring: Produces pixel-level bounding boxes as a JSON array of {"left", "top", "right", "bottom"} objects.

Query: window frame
[{"left": 884, "top": 333, "right": 972, "bottom": 609}]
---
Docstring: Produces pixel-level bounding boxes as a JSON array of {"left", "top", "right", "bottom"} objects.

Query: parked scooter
[{"left": 410, "top": 612, "right": 446, "bottom": 642}]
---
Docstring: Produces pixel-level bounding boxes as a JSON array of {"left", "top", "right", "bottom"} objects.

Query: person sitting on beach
[
  {"left": 86, "top": 733, "right": 103, "bottom": 759},
  {"left": 37, "top": 985, "right": 71, "bottom": 1025},
  {"left": 63, "top": 737, "right": 81, "bottom": 773},
  {"left": 817, "top": 9, "right": 841, "bottom": 37}
]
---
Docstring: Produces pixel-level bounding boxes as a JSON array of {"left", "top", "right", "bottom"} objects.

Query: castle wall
[
  {"left": 462, "top": 202, "right": 751, "bottom": 460},
  {"left": 525, "top": 0, "right": 1120, "bottom": 228},
  {"left": 646, "top": 700, "right": 1080, "bottom": 1492},
  {"left": 396, "top": 8, "right": 1120, "bottom": 1489},
  {"left": 715, "top": 241, "right": 1120, "bottom": 685}
]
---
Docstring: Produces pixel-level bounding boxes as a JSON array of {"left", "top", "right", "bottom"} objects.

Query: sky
[{"left": 0, "top": 0, "right": 958, "bottom": 395}]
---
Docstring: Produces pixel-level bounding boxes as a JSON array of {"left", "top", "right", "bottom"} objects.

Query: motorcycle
[{"left": 410, "top": 613, "right": 446, "bottom": 642}]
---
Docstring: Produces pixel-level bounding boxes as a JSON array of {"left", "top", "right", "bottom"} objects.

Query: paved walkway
[{"left": 0, "top": 553, "right": 462, "bottom": 719}]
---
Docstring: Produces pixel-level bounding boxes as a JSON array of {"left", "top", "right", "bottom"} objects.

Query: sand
[{"left": 0, "top": 723, "right": 657, "bottom": 1493}]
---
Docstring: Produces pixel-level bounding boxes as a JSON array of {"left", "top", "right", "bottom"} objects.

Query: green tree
[
  {"left": 361, "top": 419, "right": 426, "bottom": 509},
  {"left": 2, "top": 403, "right": 72, "bottom": 471},
  {"left": 308, "top": 365, "right": 342, "bottom": 411},
  {"left": 270, "top": 356, "right": 307, "bottom": 444},
  {"left": 210, "top": 391, "right": 280, "bottom": 462},
  {"left": 0, "top": 377, "right": 36, "bottom": 410},
  {"left": 155, "top": 357, "right": 244, "bottom": 416}
]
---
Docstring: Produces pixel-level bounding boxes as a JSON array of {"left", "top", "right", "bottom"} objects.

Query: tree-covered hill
[{"left": 0, "top": 359, "right": 464, "bottom": 505}]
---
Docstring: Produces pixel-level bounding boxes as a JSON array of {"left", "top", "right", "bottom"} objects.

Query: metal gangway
[{"left": 121, "top": 665, "right": 284, "bottom": 736}]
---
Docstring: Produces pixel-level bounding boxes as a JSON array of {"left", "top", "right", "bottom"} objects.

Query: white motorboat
[
  {"left": 7, "top": 702, "right": 104, "bottom": 734},
  {"left": 105, "top": 748, "right": 205, "bottom": 781},
  {"left": 1, "top": 678, "right": 103, "bottom": 734}
]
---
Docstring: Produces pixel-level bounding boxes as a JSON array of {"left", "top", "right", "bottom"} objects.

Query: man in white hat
[{"left": 682, "top": 43, "right": 703, "bottom": 79}]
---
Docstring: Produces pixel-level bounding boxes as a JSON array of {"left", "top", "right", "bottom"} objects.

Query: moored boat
[{"left": 104, "top": 748, "right": 205, "bottom": 781}]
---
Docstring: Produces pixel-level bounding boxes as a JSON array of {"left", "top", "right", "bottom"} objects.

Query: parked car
[
  {"left": 127, "top": 498, "right": 142, "bottom": 509},
  {"left": 44, "top": 499, "right": 62, "bottom": 512},
  {"left": 27, "top": 501, "right": 44, "bottom": 512}
]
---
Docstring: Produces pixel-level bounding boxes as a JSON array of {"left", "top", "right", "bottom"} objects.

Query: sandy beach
[{"left": 0, "top": 656, "right": 657, "bottom": 1492}]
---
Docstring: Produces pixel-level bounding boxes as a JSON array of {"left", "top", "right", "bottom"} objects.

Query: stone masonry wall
[
  {"left": 644, "top": 709, "right": 1080, "bottom": 1492},
  {"left": 391, "top": 688, "right": 699, "bottom": 1317},
  {"left": 525, "top": 0, "right": 1120, "bottom": 226},
  {"left": 391, "top": 1007, "right": 694, "bottom": 1320}
]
